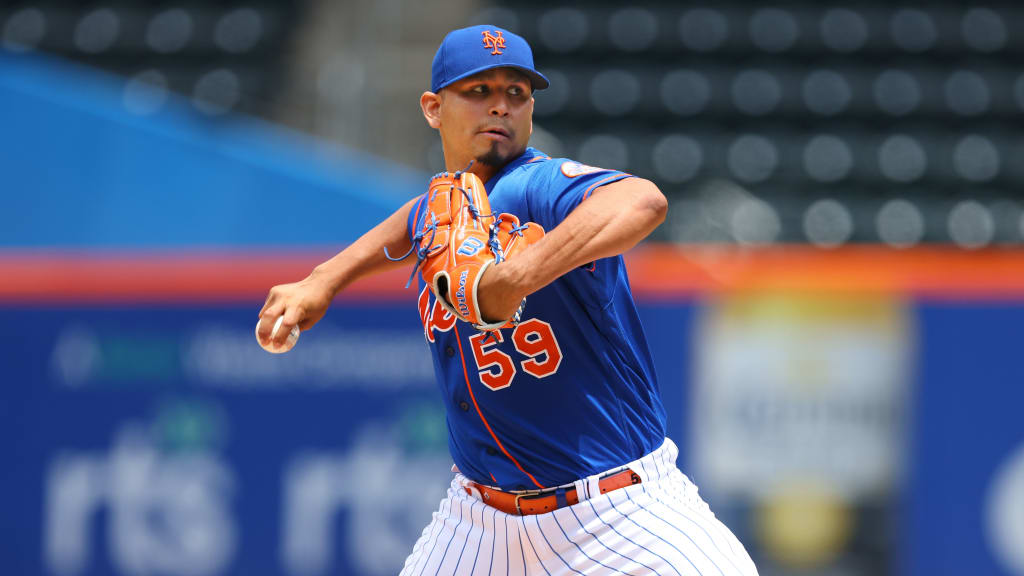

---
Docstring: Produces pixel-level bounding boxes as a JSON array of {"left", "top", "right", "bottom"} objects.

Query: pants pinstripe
[{"left": 400, "top": 439, "right": 759, "bottom": 576}]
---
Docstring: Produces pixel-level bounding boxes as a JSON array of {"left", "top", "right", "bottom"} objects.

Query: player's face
[{"left": 431, "top": 68, "right": 534, "bottom": 173}]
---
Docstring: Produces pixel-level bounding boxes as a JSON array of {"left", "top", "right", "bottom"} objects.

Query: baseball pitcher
[{"left": 258, "top": 25, "right": 759, "bottom": 576}]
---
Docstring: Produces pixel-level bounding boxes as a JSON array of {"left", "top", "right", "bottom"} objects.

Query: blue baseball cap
[{"left": 431, "top": 25, "right": 549, "bottom": 93}]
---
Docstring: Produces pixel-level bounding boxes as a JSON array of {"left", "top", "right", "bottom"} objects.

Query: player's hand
[
  {"left": 256, "top": 271, "right": 335, "bottom": 349},
  {"left": 476, "top": 258, "right": 531, "bottom": 326}
]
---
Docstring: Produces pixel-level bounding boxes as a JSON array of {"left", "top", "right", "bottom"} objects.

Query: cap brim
[{"left": 435, "top": 63, "right": 549, "bottom": 92}]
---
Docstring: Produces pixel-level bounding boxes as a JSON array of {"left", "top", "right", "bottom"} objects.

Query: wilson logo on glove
[
  {"left": 457, "top": 237, "right": 485, "bottom": 256},
  {"left": 456, "top": 270, "right": 470, "bottom": 316}
]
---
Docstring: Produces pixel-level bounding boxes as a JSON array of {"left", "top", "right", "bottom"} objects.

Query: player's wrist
[
  {"left": 493, "top": 256, "right": 533, "bottom": 299},
  {"left": 476, "top": 259, "right": 529, "bottom": 324},
  {"left": 308, "top": 264, "right": 345, "bottom": 297}
]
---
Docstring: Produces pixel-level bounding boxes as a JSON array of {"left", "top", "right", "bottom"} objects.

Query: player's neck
[{"left": 444, "top": 158, "right": 499, "bottom": 186}]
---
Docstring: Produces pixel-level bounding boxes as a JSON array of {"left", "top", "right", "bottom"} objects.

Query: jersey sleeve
[
  {"left": 526, "top": 160, "right": 634, "bottom": 230},
  {"left": 406, "top": 193, "right": 428, "bottom": 242}
]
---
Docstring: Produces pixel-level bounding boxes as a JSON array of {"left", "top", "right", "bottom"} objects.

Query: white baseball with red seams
[{"left": 256, "top": 315, "right": 300, "bottom": 354}]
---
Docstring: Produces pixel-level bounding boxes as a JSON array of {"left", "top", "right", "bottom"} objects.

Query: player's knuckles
[
  {"left": 259, "top": 292, "right": 278, "bottom": 313},
  {"left": 260, "top": 301, "right": 284, "bottom": 320},
  {"left": 283, "top": 306, "right": 304, "bottom": 326}
]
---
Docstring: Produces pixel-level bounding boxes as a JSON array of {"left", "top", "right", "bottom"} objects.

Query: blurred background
[{"left": 1, "top": 1, "right": 1023, "bottom": 575}]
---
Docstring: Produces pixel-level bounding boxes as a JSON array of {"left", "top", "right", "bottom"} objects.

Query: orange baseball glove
[{"left": 390, "top": 168, "right": 544, "bottom": 331}]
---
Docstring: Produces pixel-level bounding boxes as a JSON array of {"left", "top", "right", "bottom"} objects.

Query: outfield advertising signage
[{"left": 4, "top": 248, "right": 1024, "bottom": 576}]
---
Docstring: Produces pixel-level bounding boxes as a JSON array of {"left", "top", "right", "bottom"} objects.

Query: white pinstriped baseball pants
[{"left": 399, "top": 438, "right": 759, "bottom": 575}]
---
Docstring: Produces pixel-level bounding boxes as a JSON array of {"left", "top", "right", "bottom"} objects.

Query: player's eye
[{"left": 470, "top": 85, "right": 488, "bottom": 94}]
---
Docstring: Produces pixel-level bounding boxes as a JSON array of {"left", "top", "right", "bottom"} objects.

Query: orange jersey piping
[{"left": 453, "top": 323, "right": 546, "bottom": 490}]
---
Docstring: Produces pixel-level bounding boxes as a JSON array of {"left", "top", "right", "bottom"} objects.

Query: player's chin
[{"left": 475, "top": 141, "right": 521, "bottom": 168}]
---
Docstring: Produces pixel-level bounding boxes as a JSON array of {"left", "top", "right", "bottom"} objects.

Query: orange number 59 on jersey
[{"left": 469, "top": 319, "right": 563, "bottom": 390}]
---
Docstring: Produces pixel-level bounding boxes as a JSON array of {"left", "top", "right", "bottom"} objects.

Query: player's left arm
[{"left": 478, "top": 177, "right": 667, "bottom": 322}]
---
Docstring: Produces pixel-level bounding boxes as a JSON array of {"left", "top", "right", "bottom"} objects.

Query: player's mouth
[{"left": 479, "top": 126, "right": 512, "bottom": 140}]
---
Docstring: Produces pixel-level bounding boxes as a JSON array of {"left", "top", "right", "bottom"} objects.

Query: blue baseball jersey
[{"left": 407, "top": 147, "right": 666, "bottom": 490}]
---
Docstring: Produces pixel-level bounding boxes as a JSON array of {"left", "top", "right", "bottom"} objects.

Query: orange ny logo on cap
[{"left": 481, "top": 30, "right": 506, "bottom": 55}]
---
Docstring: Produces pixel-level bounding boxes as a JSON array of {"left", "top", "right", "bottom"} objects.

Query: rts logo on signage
[{"left": 46, "top": 424, "right": 236, "bottom": 576}]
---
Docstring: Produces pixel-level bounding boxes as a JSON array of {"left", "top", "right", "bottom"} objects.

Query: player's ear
[
  {"left": 421, "top": 91, "right": 442, "bottom": 130},
  {"left": 528, "top": 94, "right": 534, "bottom": 136}
]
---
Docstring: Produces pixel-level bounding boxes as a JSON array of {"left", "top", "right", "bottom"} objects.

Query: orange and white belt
[{"left": 465, "top": 468, "right": 641, "bottom": 516}]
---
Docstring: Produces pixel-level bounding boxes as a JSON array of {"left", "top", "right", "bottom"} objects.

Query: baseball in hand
[{"left": 257, "top": 315, "right": 300, "bottom": 354}]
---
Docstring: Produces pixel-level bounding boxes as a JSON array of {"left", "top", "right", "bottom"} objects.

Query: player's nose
[{"left": 488, "top": 98, "right": 510, "bottom": 116}]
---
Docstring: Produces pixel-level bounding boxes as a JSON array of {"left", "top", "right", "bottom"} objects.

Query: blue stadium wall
[{"left": 0, "top": 51, "right": 421, "bottom": 247}]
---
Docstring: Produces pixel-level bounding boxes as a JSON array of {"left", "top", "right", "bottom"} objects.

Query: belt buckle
[
  {"left": 513, "top": 493, "right": 525, "bottom": 515},
  {"left": 512, "top": 489, "right": 544, "bottom": 515}
]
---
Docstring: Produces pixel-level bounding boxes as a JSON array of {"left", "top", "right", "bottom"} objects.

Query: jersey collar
[{"left": 484, "top": 147, "right": 547, "bottom": 193}]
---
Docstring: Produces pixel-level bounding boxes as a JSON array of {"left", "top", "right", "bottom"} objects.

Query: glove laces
[{"left": 384, "top": 211, "right": 440, "bottom": 288}]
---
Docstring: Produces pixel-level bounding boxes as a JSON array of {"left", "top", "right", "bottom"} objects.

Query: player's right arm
[{"left": 256, "top": 196, "right": 419, "bottom": 348}]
